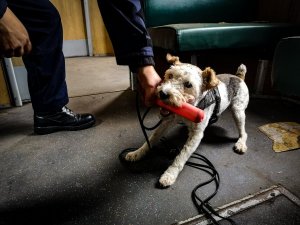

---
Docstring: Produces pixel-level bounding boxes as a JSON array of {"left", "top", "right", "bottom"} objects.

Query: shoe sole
[{"left": 34, "top": 120, "right": 96, "bottom": 135}]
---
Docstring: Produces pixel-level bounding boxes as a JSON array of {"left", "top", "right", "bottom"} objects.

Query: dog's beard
[
  {"left": 183, "top": 93, "right": 195, "bottom": 104},
  {"left": 168, "top": 91, "right": 185, "bottom": 107}
]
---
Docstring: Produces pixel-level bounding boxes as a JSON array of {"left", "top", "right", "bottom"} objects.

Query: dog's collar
[{"left": 197, "top": 87, "right": 221, "bottom": 125}]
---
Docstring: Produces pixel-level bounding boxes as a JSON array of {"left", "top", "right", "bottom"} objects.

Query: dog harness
[{"left": 197, "top": 87, "right": 221, "bottom": 125}]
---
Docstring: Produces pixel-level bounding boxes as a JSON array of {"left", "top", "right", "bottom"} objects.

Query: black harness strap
[{"left": 197, "top": 87, "right": 221, "bottom": 125}]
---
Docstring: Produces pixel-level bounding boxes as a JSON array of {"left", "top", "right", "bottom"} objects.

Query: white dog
[{"left": 125, "top": 54, "right": 249, "bottom": 188}]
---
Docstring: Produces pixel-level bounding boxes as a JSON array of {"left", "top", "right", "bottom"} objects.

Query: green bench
[
  {"left": 144, "top": 0, "right": 300, "bottom": 57},
  {"left": 148, "top": 23, "right": 300, "bottom": 53},
  {"left": 142, "top": 0, "right": 300, "bottom": 93}
]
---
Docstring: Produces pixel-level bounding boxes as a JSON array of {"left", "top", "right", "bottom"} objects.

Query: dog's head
[{"left": 156, "top": 54, "right": 219, "bottom": 107}]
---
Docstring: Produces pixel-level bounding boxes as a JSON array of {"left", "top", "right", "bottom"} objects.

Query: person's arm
[
  {"left": 97, "top": 0, "right": 161, "bottom": 106},
  {"left": 0, "top": 5, "right": 32, "bottom": 57}
]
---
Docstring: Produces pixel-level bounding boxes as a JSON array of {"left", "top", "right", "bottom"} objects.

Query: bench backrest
[{"left": 143, "top": 0, "right": 258, "bottom": 27}]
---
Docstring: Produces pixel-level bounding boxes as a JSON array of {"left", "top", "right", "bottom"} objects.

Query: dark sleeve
[
  {"left": 97, "top": 0, "right": 154, "bottom": 70},
  {"left": 0, "top": 0, "right": 7, "bottom": 18}
]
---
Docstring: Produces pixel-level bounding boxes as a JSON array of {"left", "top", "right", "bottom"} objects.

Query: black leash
[
  {"left": 135, "top": 92, "right": 162, "bottom": 149},
  {"left": 187, "top": 153, "right": 237, "bottom": 225},
  {"left": 121, "top": 91, "right": 236, "bottom": 225}
]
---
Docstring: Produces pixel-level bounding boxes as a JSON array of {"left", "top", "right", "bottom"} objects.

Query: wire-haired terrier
[{"left": 125, "top": 54, "right": 249, "bottom": 188}]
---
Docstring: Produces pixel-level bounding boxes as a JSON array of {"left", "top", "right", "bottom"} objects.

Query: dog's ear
[
  {"left": 166, "top": 53, "right": 181, "bottom": 65},
  {"left": 201, "top": 67, "right": 219, "bottom": 91}
]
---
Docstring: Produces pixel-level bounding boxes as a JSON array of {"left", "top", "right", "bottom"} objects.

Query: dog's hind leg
[
  {"left": 158, "top": 122, "right": 208, "bottom": 187},
  {"left": 125, "top": 118, "right": 174, "bottom": 162},
  {"left": 231, "top": 106, "right": 248, "bottom": 154}
]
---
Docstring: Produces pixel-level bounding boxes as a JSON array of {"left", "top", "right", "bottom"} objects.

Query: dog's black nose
[{"left": 159, "top": 91, "right": 169, "bottom": 100}]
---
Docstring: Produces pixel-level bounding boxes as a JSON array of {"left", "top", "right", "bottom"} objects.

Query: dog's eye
[
  {"left": 168, "top": 74, "right": 173, "bottom": 79},
  {"left": 184, "top": 81, "right": 192, "bottom": 88}
]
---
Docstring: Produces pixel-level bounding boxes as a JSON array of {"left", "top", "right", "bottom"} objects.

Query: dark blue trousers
[
  {"left": 6, "top": 0, "right": 154, "bottom": 112},
  {"left": 8, "top": 0, "right": 67, "bottom": 112}
]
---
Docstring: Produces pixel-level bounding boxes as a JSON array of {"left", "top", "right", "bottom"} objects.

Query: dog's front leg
[
  {"left": 159, "top": 123, "right": 207, "bottom": 187},
  {"left": 125, "top": 118, "right": 174, "bottom": 162}
]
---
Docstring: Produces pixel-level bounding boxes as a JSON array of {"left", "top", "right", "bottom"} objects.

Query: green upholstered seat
[
  {"left": 143, "top": 0, "right": 300, "bottom": 53},
  {"left": 143, "top": 0, "right": 257, "bottom": 27},
  {"left": 148, "top": 23, "right": 300, "bottom": 52}
]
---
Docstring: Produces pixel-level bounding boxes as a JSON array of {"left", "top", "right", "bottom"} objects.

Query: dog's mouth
[
  {"left": 160, "top": 108, "right": 171, "bottom": 117},
  {"left": 156, "top": 97, "right": 174, "bottom": 117}
]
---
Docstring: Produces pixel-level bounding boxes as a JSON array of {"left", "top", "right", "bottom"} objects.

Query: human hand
[
  {"left": 137, "top": 65, "right": 162, "bottom": 107},
  {"left": 0, "top": 8, "right": 32, "bottom": 57}
]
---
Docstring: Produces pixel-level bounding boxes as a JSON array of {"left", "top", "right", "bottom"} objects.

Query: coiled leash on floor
[{"left": 119, "top": 91, "right": 236, "bottom": 225}]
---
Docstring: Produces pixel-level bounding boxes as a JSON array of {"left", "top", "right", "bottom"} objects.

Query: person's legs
[
  {"left": 8, "top": 0, "right": 67, "bottom": 112},
  {"left": 7, "top": 0, "right": 95, "bottom": 134}
]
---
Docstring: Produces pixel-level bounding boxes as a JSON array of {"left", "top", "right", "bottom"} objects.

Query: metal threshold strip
[{"left": 174, "top": 185, "right": 300, "bottom": 225}]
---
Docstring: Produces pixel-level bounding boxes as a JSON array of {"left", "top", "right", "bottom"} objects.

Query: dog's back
[
  {"left": 216, "top": 64, "right": 247, "bottom": 83},
  {"left": 216, "top": 64, "right": 249, "bottom": 105}
]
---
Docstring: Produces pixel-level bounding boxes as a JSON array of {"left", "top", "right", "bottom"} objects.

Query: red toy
[{"left": 155, "top": 99, "right": 204, "bottom": 123}]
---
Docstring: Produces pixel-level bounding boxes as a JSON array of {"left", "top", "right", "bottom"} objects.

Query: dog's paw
[
  {"left": 158, "top": 172, "right": 177, "bottom": 188},
  {"left": 233, "top": 141, "right": 247, "bottom": 154},
  {"left": 125, "top": 151, "right": 143, "bottom": 162}
]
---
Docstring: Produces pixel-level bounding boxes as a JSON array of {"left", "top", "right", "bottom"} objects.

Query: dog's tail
[{"left": 236, "top": 64, "right": 247, "bottom": 80}]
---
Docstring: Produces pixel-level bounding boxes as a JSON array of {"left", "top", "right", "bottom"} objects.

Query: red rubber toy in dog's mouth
[{"left": 155, "top": 99, "right": 204, "bottom": 123}]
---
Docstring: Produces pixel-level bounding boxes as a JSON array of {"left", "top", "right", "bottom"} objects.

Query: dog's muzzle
[{"left": 159, "top": 91, "right": 169, "bottom": 100}]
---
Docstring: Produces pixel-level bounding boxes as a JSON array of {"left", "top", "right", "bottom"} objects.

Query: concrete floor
[{"left": 0, "top": 57, "right": 299, "bottom": 225}]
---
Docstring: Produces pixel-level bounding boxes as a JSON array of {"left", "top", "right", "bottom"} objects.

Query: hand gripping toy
[{"left": 155, "top": 99, "right": 204, "bottom": 123}]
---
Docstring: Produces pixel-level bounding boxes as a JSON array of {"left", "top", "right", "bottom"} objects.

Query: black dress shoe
[{"left": 34, "top": 106, "right": 96, "bottom": 135}]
